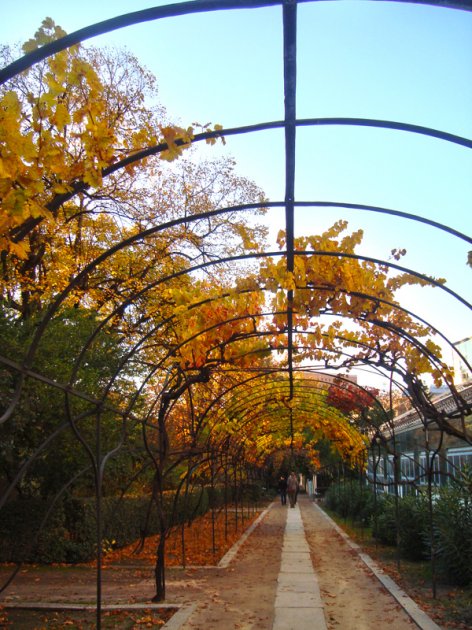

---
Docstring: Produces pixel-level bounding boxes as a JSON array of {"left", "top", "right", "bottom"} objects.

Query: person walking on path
[
  {"left": 277, "top": 476, "right": 287, "bottom": 505},
  {"left": 287, "top": 471, "right": 298, "bottom": 508}
]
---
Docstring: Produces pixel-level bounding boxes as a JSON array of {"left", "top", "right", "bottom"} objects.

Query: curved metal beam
[{"left": 1, "top": 0, "right": 471, "bottom": 85}]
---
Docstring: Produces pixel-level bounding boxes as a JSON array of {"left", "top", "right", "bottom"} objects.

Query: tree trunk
[{"left": 153, "top": 533, "right": 166, "bottom": 602}]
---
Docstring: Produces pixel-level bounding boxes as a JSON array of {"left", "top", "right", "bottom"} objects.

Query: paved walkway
[{"left": 273, "top": 503, "right": 326, "bottom": 629}]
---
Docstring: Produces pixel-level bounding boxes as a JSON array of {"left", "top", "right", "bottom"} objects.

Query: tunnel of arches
[{"left": 0, "top": 0, "right": 471, "bottom": 613}]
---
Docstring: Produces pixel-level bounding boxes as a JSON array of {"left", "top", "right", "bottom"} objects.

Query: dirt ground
[
  {"left": 0, "top": 497, "right": 434, "bottom": 629},
  {"left": 300, "top": 501, "right": 416, "bottom": 629}
]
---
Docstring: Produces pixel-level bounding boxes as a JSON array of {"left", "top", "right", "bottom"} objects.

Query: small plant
[{"left": 101, "top": 538, "right": 117, "bottom": 555}]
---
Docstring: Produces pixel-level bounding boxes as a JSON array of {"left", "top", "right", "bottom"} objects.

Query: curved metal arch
[
  {"left": 39, "top": 260, "right": 460, "bottom": 452},
  {"left": 11, "top": 115, "right": 472, "bottom": 248},
  {"left": 19, "top": 181, "right": 471, "bottom": 364},
  {"left": 216, "top": 398, "right": 367, "bottom": 463},
  {"left": 178, "top": 369, "right": 364, "bottom": 450},
  {"left": 119, "top": 274, "right": 469, "bottom": 403},
  {"left": 132, "top": 321, "right": 421, "bottom": 404},
  {"left": 1, "top": 236, "right": 466, "bottom": 429},
  {"left": 173, "top": 318, "right": 442, "bottom": 388},
  {"left": 12, "top": 116, "right": 462, "bottom": 243},
  {"left": 205, "top": 388, "right": 360, "bottom": 455},
  {"left": 143, "top": 298, "right": 453, "bottom": 389},
  {"left": 163, "top": 325, "right": 433, "bottom": 401},
  {"left": 57, "top": 212, "right": 472, "bottom": 388},
  {"left": 177, "top": 294, "right": 456, "bottom": 384},
  {"left": 216, "top": 343, "right": 410, "bottom": 399},
  {"left": 148, "top": 362, "right": 372, "bottom": 448},
  {"left": 23, "top": 243, "right": 469, "bottom": 383},
  {"left": 293, "top": 201, "right": 471, "bottom": 245},
  {"left": 1, "top": 0, "right": 471, "bottom": 84},
  {"left": 74, "top": 119, "right": 472, "bottom": 212},
  {"left": 219, "top": 385, "right": 361, "bottom": 434},
  {"left": 2, "top": 245, "right": 449, "bottom": 429},
  {"left": 22, "top": 117, "right": 469, "bottom": 235},
  {"left": 209, "top": 329, "right": 452, "bottom": 422},
  {"left": 298, "top": 309, "right": 452, "bottom": 381},
  {"left": 291, "top": 284, "right": 472, "bottom": 373},
  {"left": 214, "top": 339, "right": 416, "bottom": 413},
  {"left": 286, "top": 331, "right": 451, "bottom": 407},
  {"left": 36, "top": 293, "right": 449, "bottom": 445},
  {"left": 198, "top": 367, "right": 390, "bottom": 433},
  {"left": 195, "top": 372, "right": 289, "bottom": 430}
]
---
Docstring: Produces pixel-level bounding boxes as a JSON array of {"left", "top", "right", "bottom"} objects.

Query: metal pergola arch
[
  {"left": 197, "top": 380, "right": 363, "bottom": 473},
  {"left": 198, "top": 333, "right": 458, "bottom": 442},
  {"left": 1, "top": 0, "right": 471, "bottom": 619},
  {"left": 202, "top": 371, "right": 388, "bottom": 433},
  {"left": 5, "top": 245, "right": 468, "bottom": 399}
]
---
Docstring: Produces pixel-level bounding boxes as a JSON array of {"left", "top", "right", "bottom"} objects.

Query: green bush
[
  {"left": 0, "top": 498, "right": 69, "bottom": 563},
  {"left": 432, "top": 485, "right": 472, "bottom": 585},
  {"left": 171, "top": 485, "right": 210, "bottom": 523},
  {"left": 372, "top": 492, "right": 430, "bottom": 560},
  {"left": 397, "top": 493, "right": 430, "bottom": 561},
  {"left": 242, "top": 482, "right": 266, "bottom": 503},
  {"left": 324, "top": 481, "right": 376, "bottom": 525},
  {"left": 325, "top": 478, "right": 472, "bottom": 585},
  {"left": 371, "top": 494, "right": 397, "bottom": 546},
  {"left": 324, "top": 485, "right": 429, "bottom": 561}
]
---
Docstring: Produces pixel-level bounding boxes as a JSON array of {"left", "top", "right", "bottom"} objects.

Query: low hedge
[
  {"left": 324, "top": 481, "right": 376, "bottom": 525},
  {"left": 0, "top": 498, "right": 71, "bottom": 564},
  {"left": 0, "top": 482, "right": 263, "bottom": 564}
]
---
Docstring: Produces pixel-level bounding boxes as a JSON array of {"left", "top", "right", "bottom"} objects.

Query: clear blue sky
[{"left": 1, "top": 0, "right": 471, "bottom": 383}]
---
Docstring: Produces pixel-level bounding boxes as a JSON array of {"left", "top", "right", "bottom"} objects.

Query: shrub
[
  {"left": 324, "top": 481, "right": 376, "bottom": 525},
  {"left": 0, "top": 498, "right": 69, "bottom": 563},
  {"left": 397, "top": 493, "right": 430, "bottom": 561},
  {"left": 326, "top": 478, "right": 472, "bottom": 584},
  {"left": 371, "top": 493, "right": 397, "bottom": 547},
  {"left": 372, "top": 492, "right": 430, "bottom": 560},
  {"left": 432, "top": 485, "right": 472, "bottom": 585}
]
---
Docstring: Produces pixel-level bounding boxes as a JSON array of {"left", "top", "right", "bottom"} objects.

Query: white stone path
[{"left": 272, "top": 503, "right": 327, "bottom": 630}]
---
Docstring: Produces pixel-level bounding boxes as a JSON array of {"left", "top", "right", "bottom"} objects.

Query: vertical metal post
[
  {"left": 234, "top": 463, "right": 238, "bottom": 532},
  {"left": 283, "top": 0, "right": 297, "bottom": 405},
  {"left": 211, "top": 453, "right": 216, "bottom": 556},
  {"left": 95, "top": 407, "right": 103, "bottom": 630},
  {"left": 224, "top": 455, "right": 228, "bottom": 541}
]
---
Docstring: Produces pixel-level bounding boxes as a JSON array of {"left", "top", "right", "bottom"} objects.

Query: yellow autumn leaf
[
  {"left": 9, "top": 240, "right": 30, "bottom": 259},
  {"left": 52, "top": 102, "right": 71, "bottom": 128}
]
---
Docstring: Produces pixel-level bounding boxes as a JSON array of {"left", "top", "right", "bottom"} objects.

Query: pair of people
[{"left": 278, "top": 472, "right": 298, "bottom": 507}]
